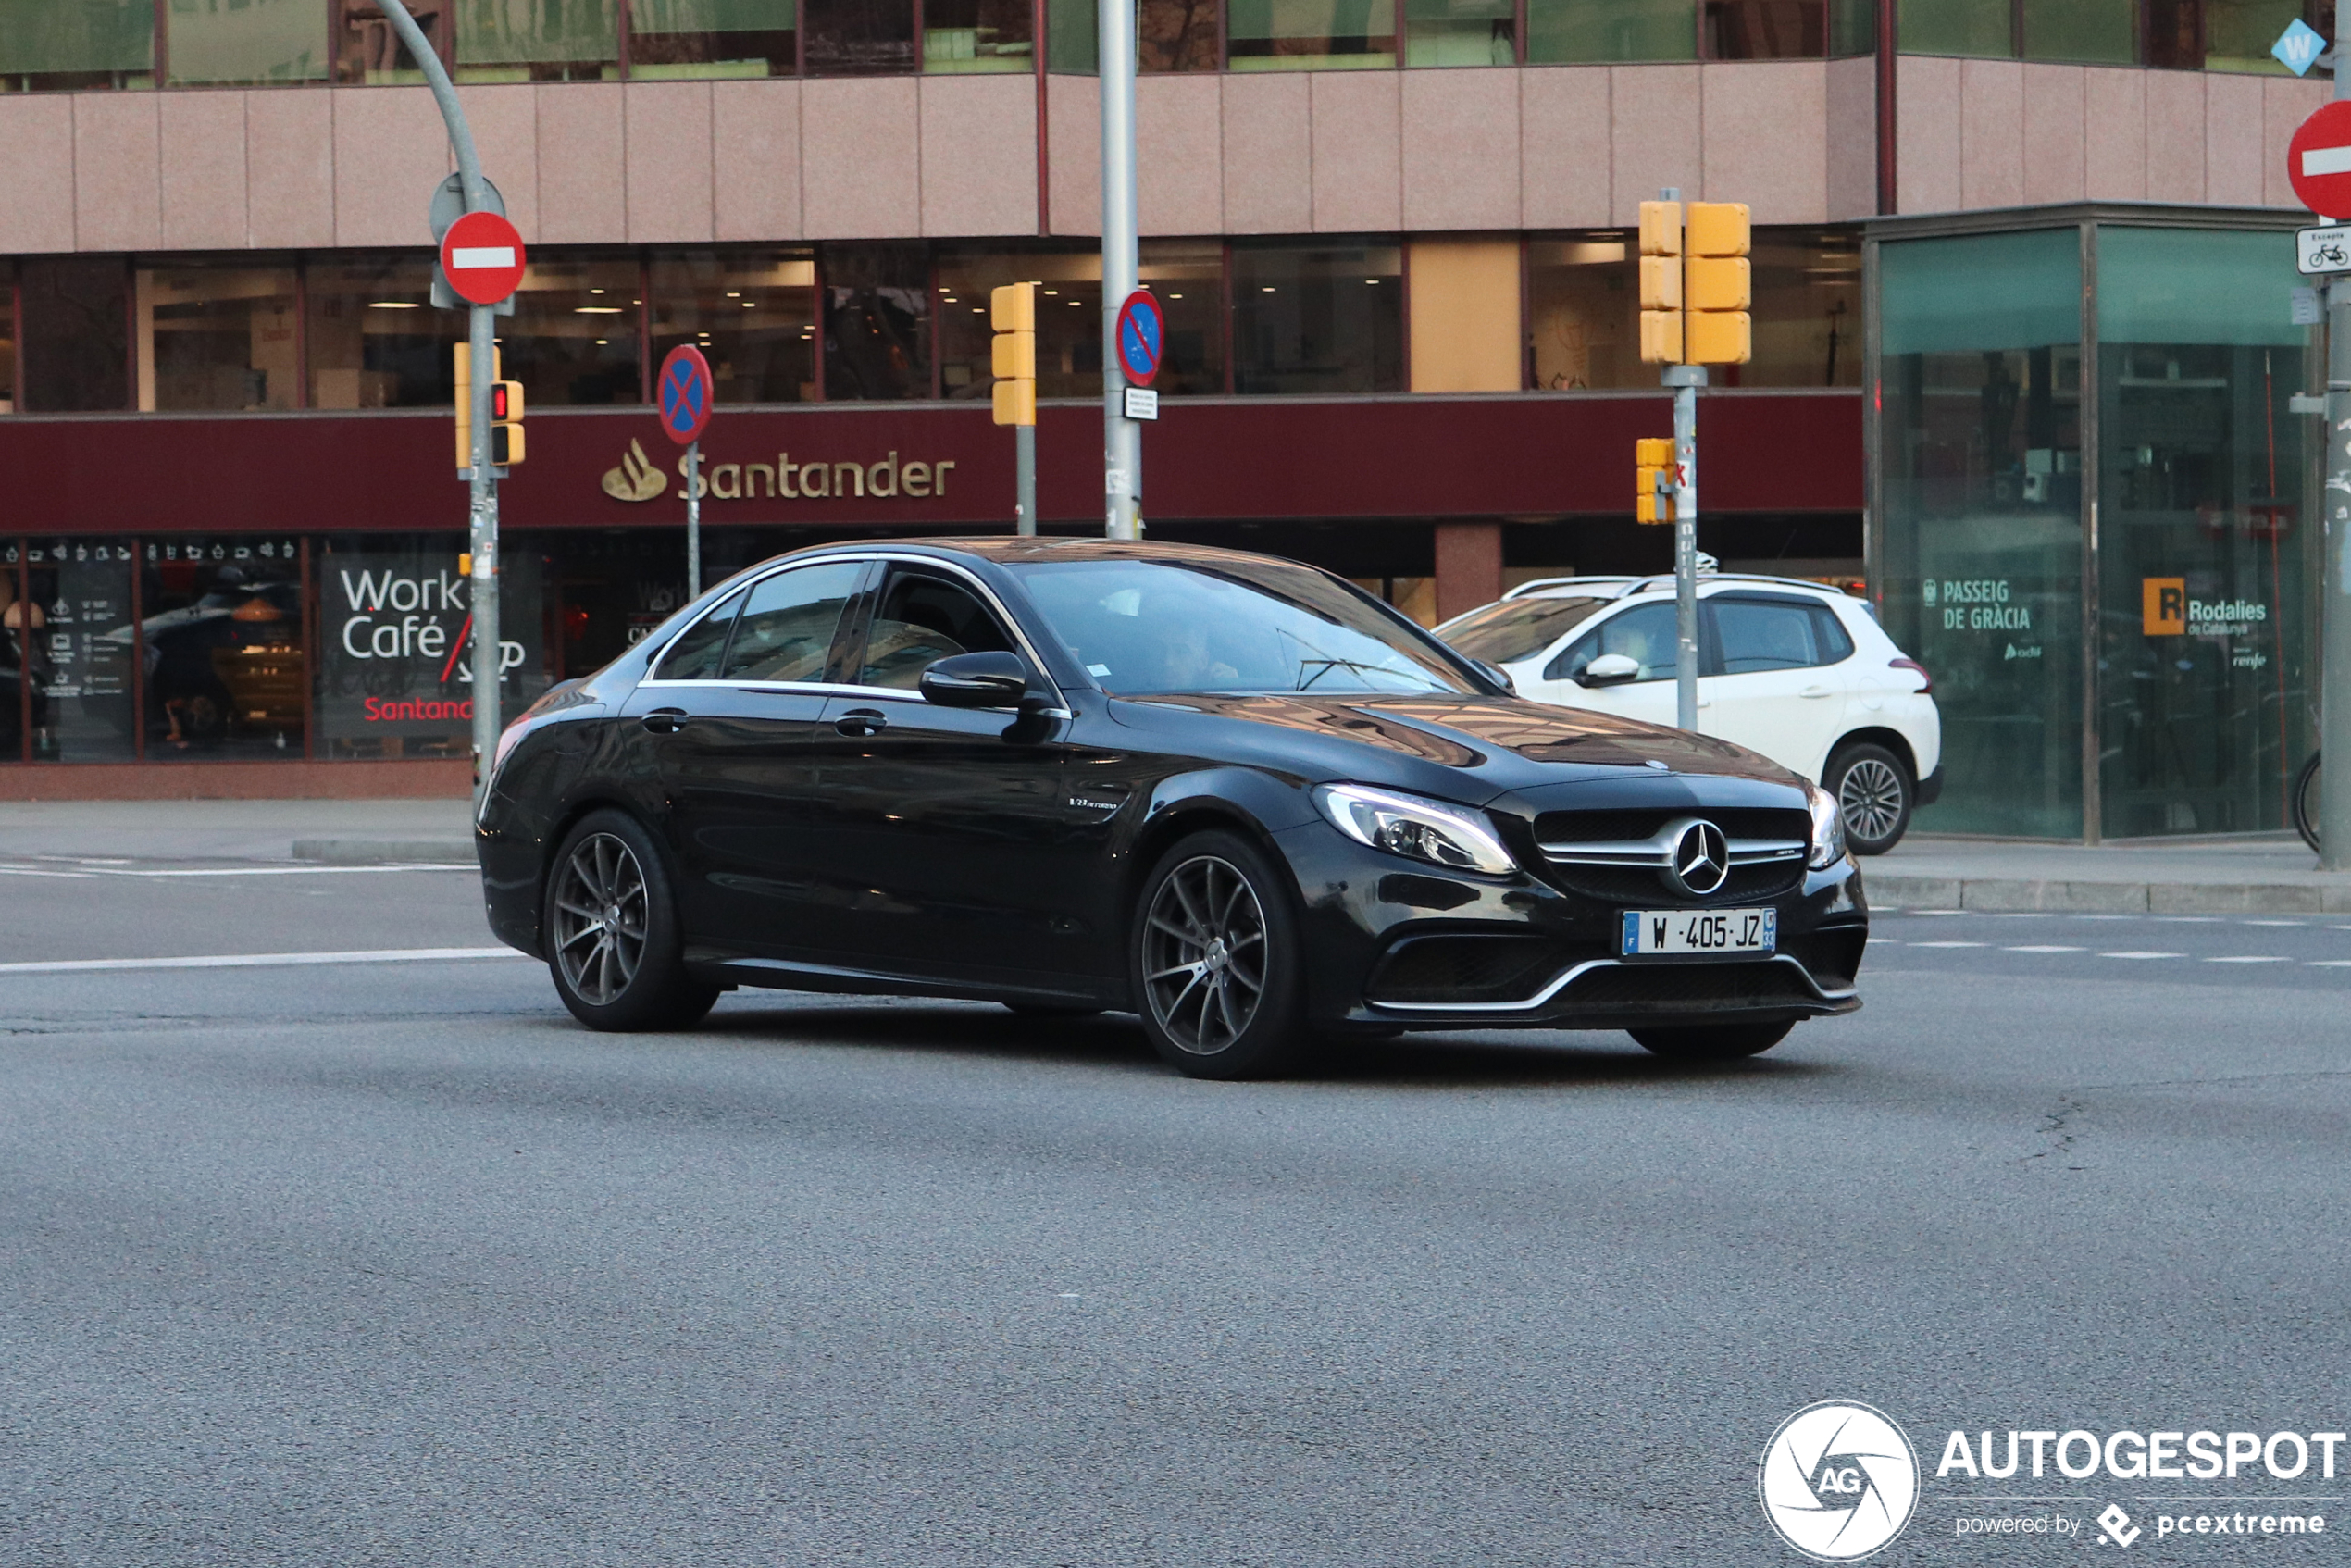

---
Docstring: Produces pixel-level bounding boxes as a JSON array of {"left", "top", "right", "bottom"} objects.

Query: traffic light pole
[
  {"left": 373, "top": 0, "right": 500, "bottom": 800},
  {"left": 2325, "top": 1, "right": 2351, "bottom": 866},
  {"left": 1100, "top": 0, "right": 1141, "bottom": 540},
  {"left": 1016, "top": 424, "right": 1037, "bottom": 535},
  {"left": 1664, "top": 365, "right": 1705, "bottom": 731}
]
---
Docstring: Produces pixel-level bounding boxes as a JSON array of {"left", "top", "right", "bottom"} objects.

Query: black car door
[
  {"left": 625, "top": 559, "right": 870, "bottom": 952},
  {"left": 801, "top": 562, "right": 1087, "bottom": 982}
]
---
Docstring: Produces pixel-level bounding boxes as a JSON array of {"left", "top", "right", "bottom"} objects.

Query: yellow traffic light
[
  {"left": 1685, "top": 201, "right": 1752, "bottom": 365},
  {"left": 1636, "top": 437, "right": 1675, "bottom": 525},
  {"left": 1639, "top": 310, "right": 1683, "bottom": 366},
  {"left": 489, "top": 379, "right": 525, "bottom": 466},
  {"left": 1637, "top": 201, "right": 1686, "bottom": 365},
  {"left": 990, "top": 282, "right": 1037, "bottom": 428},
  {"left": 454, "top": 344, "right": 504, "bottom": 469},
  {"left": 1638, "top": 201, "right": 1683, "bottom": 258}
]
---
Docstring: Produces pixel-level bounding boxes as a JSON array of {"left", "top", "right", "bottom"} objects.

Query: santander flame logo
[{"left": 602, "top": 438, "right": 667, "bottom": 503}]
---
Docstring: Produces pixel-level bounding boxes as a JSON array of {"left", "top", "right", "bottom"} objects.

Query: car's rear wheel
[
  {"left": 544, "top": 809, "right": 720, "bottom": 1032},
  {"left": 1131, "top": 830, "right": 1304, "bottom": 1079},
  {"left": 1825, "top": 740, "right": 1913, "bottom": 854},
  {"left": 1628, "top": 1020, "right": 1794, "bottom": 1061}
]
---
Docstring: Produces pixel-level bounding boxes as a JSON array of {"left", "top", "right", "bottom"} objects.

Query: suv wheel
[
  {"left": 1130, "top": 830, "right": 1305, "bottom": 1080},
  {"left": 544, "top": 809, "right": 720, "bottom": 1032},
  {"left": 1825, "top": 740, "right": 1912, "bottom": 855}
]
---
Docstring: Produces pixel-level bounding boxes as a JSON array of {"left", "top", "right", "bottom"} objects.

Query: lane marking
[
  {"left": 2308, "top": 961, "right": 2351, "bottom": 968},
  {"left": 2004, "top": 945, "right": 2085, "bottom": 953},
  {"left": 0, "top": 947, "right": 526, "bottom": 976},
  {"left": 1910, "top": 940, "right": 1984, "bottom": 948},
  {"left": 2241, "top": 919, "right": 2305, "bottom": 927},
  {"left": 0, "top": 864, "right": 471, "bottom": 879},
  {"left": 2100, "top": 952, "right": 2184, "bottom": 960},
  {"left": 2206, "top": 955, "right": 2291, "bottom": 964}
]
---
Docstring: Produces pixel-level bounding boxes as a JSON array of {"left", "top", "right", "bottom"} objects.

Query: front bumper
[{"left": 1274, "top": 818, "right": 1866, "bottom": 1033}]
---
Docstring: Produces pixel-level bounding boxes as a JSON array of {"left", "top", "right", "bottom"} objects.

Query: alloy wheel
[
  {"left": 1838, "top": 756, "right": 1906, "bottom": 844},
  {"left": 551, "top": 832, "right": 648, "bottom": 1006},
  {"left": 1142, "top": 854, "right": 1268, "bottom": 1055}
]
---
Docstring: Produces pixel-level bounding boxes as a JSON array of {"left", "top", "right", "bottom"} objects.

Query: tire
[
  {"left": 1628, "top": 1020, "right": 1794, "bottom": 1061},
  {"left": 542, "top": 809, "right": 721, "bottom": 1032},
  {"left": 1825, "top": 740, "right": 1912, "bottom": 855},
  {"left": 2294, "top": 751, "right": 2321, "bottom": 853},
  {"left": 1130, "top": 829, "right": 1306, "bottom": 1080}
]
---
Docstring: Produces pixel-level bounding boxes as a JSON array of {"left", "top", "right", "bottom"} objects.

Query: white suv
[{"left": 1437, "top": 574, "right": 1941, "bottom": 853}]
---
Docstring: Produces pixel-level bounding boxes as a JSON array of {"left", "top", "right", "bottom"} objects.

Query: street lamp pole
[
  {"left": 372, "top": 0, "right": 501, "bottom": 803},
  {"left": 2326, "top": 6, "right": 2351, "bottom": 867},
  {"left": 1100, "top": 0, "right": 1141, "bottom": 540}
]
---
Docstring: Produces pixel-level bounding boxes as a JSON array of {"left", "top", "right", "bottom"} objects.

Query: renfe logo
[{"left": 2144, "top": 577, "right": 2185, "bottom": 635}]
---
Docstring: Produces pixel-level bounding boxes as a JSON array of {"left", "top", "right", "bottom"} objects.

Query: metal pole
[
  {"left": 1665, "top": 363, "right": 1706, "bottom": 730},
  {"left": 1016, "top": 423, "right": 1037, "bottom": 535},
  {"left": 1100, "top": 0, "right": 1140, "bottom": 540},
  {"left": 685, "top": 439, "right": 702, "bottom": 595},
  {"left": 373, "top": 0, "right": 500, "bottom": 801},
  {"left": 2325, "top": 8, "right": 2351, "bottom": 868}
]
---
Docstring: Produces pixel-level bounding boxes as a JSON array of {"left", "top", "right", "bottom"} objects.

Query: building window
[
  {"left": 649, "top": 250, "right": 818, "bottom": 403},
  {"left": 0, "top": 0, "right": 155, "bottom": 90},
  {"left": 1744, "top": 228, "right": 1860, "bottom": 388},
  {"left": 1405, "top": 0, "right": 1515, "bottom": 64},
  {"left": 804, "top": 0, "right": 916, "bottom": 73},
  {"left": 305, "top": 255, "right": 461, "bottom": 409},
  {"left": 1827, "top": 0, "right": 1873, "bottom": 53},
  {"left": 823, "top": 244, "right": 932, "bottom": 400},
  {"left": 453, "top": 0, "right": 619, "bottom": 81},
  {"left": 1143, "top": 0, "right": 1222, "bottom": 67},
  {"left": 1894, "top": 0, "right": 2009, "bottom": 54},
  {"left": 142, "top": 538, "right": 307, "bottom": 760},
  {"left": 1232, "top": 240, "right": 1402, "bottom": 395},
  {"left": 937, "top": 245, "right": 1101, "bottom": 402},
  {"left": 924, "top": 0, "right": 1034, "bottom": 69},
  {"left": 333, "top": 0, "right": 453, "bottom": 83},
  {"left": 1525, "top": 0, "right": 1695, "bottom": 60},
  {"left": 23, "top": 539, "right": 138, "bottom": 764},
  {"left": 628, "top": 0, "right": 799, "bottom": 77},
  {"left": 2022, "top": 0, "right": 2133, "bottom": 62},
  {"left": 1705, "top": 0, "right": 1822, "bottom": 57},
  {"left": 136, "top": 265, "right": 300, "bottom": 412},
  {"left": 0, "top": 267, "right": 15, "bottom": 414},
  {"left": 1142, "top": 241, "right": 1228, "bottom": 395},
  {"left": 499, "top": 256, "right": 641, "bottom": 406},
  {"left": 1527, "top": 235, "right": 1636, "bottom": 391},
  {"left": 1047, "top": 0, "right": 1099, "bottom": 67},
  {"left": 19, "top": 261, "right": 128, "bottom": 414},
  {"left": 165, "top": 0, "right": 330, "bottom": 82},
  {"left": 2199, "top": 1, "right": 2312, "bottom": 71},
  {"left": 1226, "top": 0, "right": 1397, "bottom": 68}
]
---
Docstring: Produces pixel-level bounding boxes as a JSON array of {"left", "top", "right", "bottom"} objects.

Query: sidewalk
[
  {"left": 1867, "top": 835, "right": 2351, "bottom": 914},
  {"left": 0, "top": 800, "right": 474, "bottom": 863}
]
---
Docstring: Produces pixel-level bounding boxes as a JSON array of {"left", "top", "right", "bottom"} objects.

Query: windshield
[
  {"left": 1007, "top": 559, "right": 1476, "bottom": 697},
  {"left": 1438, "top": 594, "right": 1608, "bottom": 665}
]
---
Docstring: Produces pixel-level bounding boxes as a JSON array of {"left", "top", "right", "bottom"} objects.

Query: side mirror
[
  {"left": 1473, "top": 658, "right": 1516, "bottom": 695},
  {"left": 919, "top": 650, "right": 1031, "bottom": 709},
  {"left": 1577, "top": 653, "right": 1642, "bottom": 688}
]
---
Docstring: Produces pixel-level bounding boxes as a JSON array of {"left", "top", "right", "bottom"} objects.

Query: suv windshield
[
  {"left": 1008, "top": 558, "right": 1475, "bottom": 697},
  {"left": 1439, "top": 594, "right": 1609, "bottom": 665}
]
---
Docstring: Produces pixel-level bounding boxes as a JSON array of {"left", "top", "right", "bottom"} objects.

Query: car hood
[{"left": 1109, "top": 691, "right": 1804, "bottom": 793}]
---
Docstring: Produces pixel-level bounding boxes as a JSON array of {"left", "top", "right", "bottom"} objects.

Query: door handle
[
  {"left": 1798, "top": 686, "right": 1834, "bottom": 699},
  {"left": 835, "top": 708, "right": 889, "bottom": 738},
  {"left": 641, "top": 706, "right": 688, "bottom": 734}
]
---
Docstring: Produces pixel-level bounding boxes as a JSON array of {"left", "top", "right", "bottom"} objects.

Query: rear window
[{"left": 1439, "top": 595, "right": 1609, "bottom": 666}]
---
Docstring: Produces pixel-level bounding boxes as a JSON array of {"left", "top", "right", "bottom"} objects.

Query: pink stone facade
[{"left": 0, "top": 63, "right": 2314, "bottom": 259}]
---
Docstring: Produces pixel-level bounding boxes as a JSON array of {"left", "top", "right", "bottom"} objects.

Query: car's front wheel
[
  {"left": 1825, "top": 740, "right": 1913, "bottom": 854},
  {"left": 1130, "top": 829, "right": 1305, "bottom": 1079},
  {"left": 1628, "top": 1020, "right": 1793, "bottom": 1061},
  {"left": 543, "top": 809, "right": 720, "bottom": 1032}
]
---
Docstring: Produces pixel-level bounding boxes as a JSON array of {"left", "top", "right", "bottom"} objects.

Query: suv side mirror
[
  {"left": 1472, "top": 658, "right": 1515, "bottom": 694},
  {"left": 1577, "top": 653, "right": 1642, "bottom": 688},
  {"left": 919, "top": 650, "right": 1031, "bottom": 709}
]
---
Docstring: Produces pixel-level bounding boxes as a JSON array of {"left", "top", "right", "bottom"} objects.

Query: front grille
[
  {"left": 1533, "top": 806, "right": 1810, "bottom": 845},
  {"left": 1543, "top": 861, "right": 1806, "bottom": 906},
  {"left": 1366, "top": 935, "right": 1566, "bottom": 1005},
  {"left": 1563, "top": 961, "right": 1820, "bottom": 1010}
]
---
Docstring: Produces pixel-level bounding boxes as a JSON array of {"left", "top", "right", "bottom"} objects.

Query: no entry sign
[
  {"left": 2290, "top": 100, "right": 2351, "bottom": 218},
  {"left": 438, "top": 210, "right": 526, "bottom": 305},
  {"left": 657, "top": 344, "right": 715, "bottom": 445}
]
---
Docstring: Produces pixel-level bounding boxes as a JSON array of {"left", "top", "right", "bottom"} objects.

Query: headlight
[
  {"left": 1806, "top": 782, "right": 1847, "bottom": 869},
  {"left": 1312, "top": 783, "right": 1517, "bottom": 876}
]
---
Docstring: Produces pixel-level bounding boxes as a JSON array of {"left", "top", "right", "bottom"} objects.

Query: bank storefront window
[
  {"left": 504, "top": 257, "right": 643, "bottom": 406},
  {"left": 306, "top": 255, "right": 462, "bottom": 409},
  {"left": 1878, "top": 227, "right": 2084, "bottom": 839},
  {"left": 650, "top": 251, "right": 817, "bottom": 403},
  {"left": 2096, "top": 226, "right": 2311, "bottom": 838},
  {"left": 1232, "top": 240, "right": 1403, "bottom": 395},
  {"left": 137, "top": 265, "right": 301, "bottom": 412},
  {"left": 23, "top": 539, "right": 139, "bottom": 764},
  {"left": 143, "top": 538, "right": 306, "bottom": 760}
]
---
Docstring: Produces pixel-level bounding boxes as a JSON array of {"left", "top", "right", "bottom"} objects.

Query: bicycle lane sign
[{"left": 2297, "top": 223, "right": 2351, "bottom": 276}]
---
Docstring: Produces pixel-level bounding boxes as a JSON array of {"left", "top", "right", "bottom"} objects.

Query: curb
[
  {"left": 292, "top": 839, "right": 474, "bottom": 865},
  {"left": 1866, "top": 873, "right": 2351, "bottom": 915}
]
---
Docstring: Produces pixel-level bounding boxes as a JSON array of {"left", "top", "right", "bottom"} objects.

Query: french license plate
[{"left": 1621, "top": 907, "right": 1777, "bottom": 957}]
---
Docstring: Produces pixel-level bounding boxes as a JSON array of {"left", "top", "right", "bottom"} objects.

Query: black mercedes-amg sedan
[{"left": 476, "top": 538, "right": 1865, "bottom": 1077}]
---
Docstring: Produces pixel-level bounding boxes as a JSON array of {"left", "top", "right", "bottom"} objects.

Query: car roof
[
  {"left": 780, "top": 536, "right": 1299, "bottom": 569},
  {"left": 1502, "top": 573, "right": 1860, "bottom": 604}
]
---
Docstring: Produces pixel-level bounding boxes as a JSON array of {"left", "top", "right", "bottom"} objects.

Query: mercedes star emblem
[{"left": 1661, "top": 817, "right": 1731, "bottom": 897}]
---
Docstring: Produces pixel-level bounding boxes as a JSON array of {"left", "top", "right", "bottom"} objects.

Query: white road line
[
  {"left": 1910, "top": 940, "right": 1985, "bottom": 948},
  {"left": 2241, "top": 919, "right": 2304, "bottom": 927},
  {"left": 2005, "top": 945, "right": 2085, "bottom": 953},
  {"left": 2308, "top": 961, "right": 2351, "bottom": 968},
  {"left": 0, "top": 865, "right": 472, "bottom": 879},
  {"left": 0, "top": 947, "right": 525, "bottom": 976},
  {"left": 0, "top": 868, "right": 97, "bottom": 878},
  {"left": 2100, "top": 952, "right": 2184, "bottom": 960},
  {"left": 2206, "top": 955, "right": 2292, "bottom": 964}
]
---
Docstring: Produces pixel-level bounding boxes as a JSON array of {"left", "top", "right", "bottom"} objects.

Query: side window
[
  {"left": 1810, "top": 604, "right": 1856, "bottom": 665},
  {"left": 1711, "top": 598, "right": 1823, "bottom": 675},
  {"left": 1544, "top": 602, "right": 1676, "bottom": 683},
  {"left": 718, "top": 562, "right": 865, "bottom": 683},
  {"left": 653, "top": 588, "right": 746, "bottom": 681},
  {"left": 856, "top": 568, "right": 1021, "bottom": 691}
]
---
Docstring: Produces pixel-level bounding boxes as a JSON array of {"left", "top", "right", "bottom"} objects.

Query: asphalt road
[{"left": 4, "top": 855, "right": 2349, "bottom": 1565}]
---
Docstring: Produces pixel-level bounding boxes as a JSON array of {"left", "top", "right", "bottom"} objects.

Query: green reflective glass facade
[{"left": 1873, "top": 213, "right": 2318, "bottom": 842}]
